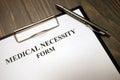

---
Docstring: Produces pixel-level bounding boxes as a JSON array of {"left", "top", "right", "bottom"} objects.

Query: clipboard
[{"left": 0, "top": 6, "right": 120, "bottom": 80}]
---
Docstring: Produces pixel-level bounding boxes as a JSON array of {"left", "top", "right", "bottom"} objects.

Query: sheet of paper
[{"left": 0, "top": 9, "right": 120, "bottom": 80}]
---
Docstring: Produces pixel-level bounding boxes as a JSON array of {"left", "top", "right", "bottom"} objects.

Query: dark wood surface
[{"left": 0, "top": 0, "right": 120, "bottom": 67}]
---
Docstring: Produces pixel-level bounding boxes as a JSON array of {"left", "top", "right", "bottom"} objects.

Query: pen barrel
[
  {"left": 70, "top": 13, "right": 110, "bottom": 36},
  {"left": 63, "top": 7, "right": 107, "bottom": 32},
  {"left": 56, "top": 4, "right": 110, "bottom": 37}
]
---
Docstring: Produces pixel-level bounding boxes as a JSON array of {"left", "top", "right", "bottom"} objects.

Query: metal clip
[{"left": 14, "top": 16, "right": 59, "bottom": 43}]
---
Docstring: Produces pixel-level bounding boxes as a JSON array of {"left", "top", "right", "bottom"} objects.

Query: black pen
[{"left": 56, "top": 4, "right": 110, "bottom": 36}]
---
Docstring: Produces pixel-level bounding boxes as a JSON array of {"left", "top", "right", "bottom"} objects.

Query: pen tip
[
  {"left": 105, "top": 32, "right": 111, "bottom": 37},
  {"left": 99, "top": 31, "right": 111, "bottom": 37}
]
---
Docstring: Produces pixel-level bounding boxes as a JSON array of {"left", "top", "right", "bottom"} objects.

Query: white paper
[{"left": 0, "top": 9, "right": 119, "bottom": 80}]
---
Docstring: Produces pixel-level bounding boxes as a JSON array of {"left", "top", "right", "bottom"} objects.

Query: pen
[{"left": 56, "top": 4, "right": 110, "bottom": 37}]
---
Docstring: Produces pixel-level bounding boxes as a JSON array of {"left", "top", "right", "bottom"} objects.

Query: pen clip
[{"left": 14, "top": 17, "right": 59, "bottom": 43}]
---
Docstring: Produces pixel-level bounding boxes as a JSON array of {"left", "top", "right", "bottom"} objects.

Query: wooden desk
[{"left": 0, "top": 0, "right": 120, "bottom": 68}]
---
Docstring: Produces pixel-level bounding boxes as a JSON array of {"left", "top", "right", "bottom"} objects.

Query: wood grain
[
  {"left": 80, "top": 0, "right": 120, "bottom": 67},
  {"left": 0, "top": 0, "right": 120, "bottom": 68}
]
